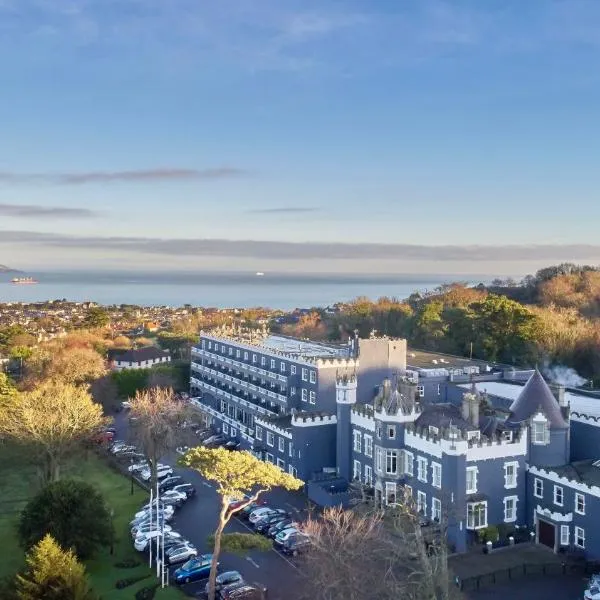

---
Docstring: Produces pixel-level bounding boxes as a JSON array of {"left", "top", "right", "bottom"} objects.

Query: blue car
[{"left": 173, "top": 554, "right": 216, "bottom": 584}]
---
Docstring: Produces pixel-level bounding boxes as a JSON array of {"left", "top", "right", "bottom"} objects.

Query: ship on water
[{"left": 11, "top": 277, "right": 38, "bottom": 285}]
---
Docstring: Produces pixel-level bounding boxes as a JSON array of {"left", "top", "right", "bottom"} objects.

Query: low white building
[{"left": 111, "top": 347, "right": 171, "bottom": 371}]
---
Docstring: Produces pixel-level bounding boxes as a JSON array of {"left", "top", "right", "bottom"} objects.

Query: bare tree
[{"left": 129, "top": 387, "right": 188, "bottom": 490}]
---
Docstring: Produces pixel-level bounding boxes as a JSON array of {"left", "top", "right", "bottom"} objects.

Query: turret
[{"left": 336, "top": 371, "right": 357, "bottom": 481}]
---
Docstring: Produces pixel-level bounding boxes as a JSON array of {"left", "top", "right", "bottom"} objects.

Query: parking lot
[{"left": 110, "top": 410, "right": 309, "bottom": 599}]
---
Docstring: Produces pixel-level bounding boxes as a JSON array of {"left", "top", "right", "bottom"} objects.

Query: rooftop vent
[{"left": 593, "top": 459, "right": 600, "bottom": 468}]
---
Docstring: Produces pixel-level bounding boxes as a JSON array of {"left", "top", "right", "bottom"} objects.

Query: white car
[
  {"left": 165, "top": 543, "right": 197, "bottom": 565},
  {"left": 131, "top": 522, "right": 172, "bottom": 538},
  {"left": 274, "top": 527, "right": 299, "bottom": 546},
  {"left": 134, "top": 530, "right": 182, "bottom": 552},
  {"left": 133, "top": 505, "right": 174, "bottom": 521},
  {"left": 139, "top": 465, "right": 173, "bottom": 481},
  {"left": 131, "top": 517, "right": 169, "bottom": 536},
  {"left": 140, "top": 491, "right": 186, "bottom": 510},
  {"left": 585, "top": 585, "right": 600, "bottom": 600},
  {"left": 127, "top": 460, "right": 149, "bottom": 473},
  {"left": 249, "top": 507, "right": 286, "bottom": 525}
]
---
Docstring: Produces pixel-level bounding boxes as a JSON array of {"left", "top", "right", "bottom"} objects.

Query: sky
[{"left": 1, "top": 0, "right": 600, "bottom": 276}]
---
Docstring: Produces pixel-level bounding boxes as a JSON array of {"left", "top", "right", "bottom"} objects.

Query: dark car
[
  {"left": 173, "top": 554, "right": 216, "bottom": 585},
  {"left": 223, "top": 440, "right": 240, "bottom": 451},
  {"left": 218, "top": 582, "right": 268, "bottom": 600},
  {"left": 254, "top": 514, "right": 288, "bottom": 534},
  {"left": 281, "top": 533, "right": 310, "bottom": 556},
  {"left": 159, "top": 476, "right": 184, "bottom": 491},
  {"left": 204, "top": 571, "right": 244, "bottom": 595},
  {"left": 239, "top": 502, "right": 268, "bottom": 520},
  {"left": 267, "top": 518, "right": 294, "bottom": 538},
  {"left": 172, "top": 483, "right": 196, "bottom": 499}
]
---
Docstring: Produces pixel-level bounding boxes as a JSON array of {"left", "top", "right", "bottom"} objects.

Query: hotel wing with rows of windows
[{"left": 190, "top": 330, "right": 600, "bottom": 558}]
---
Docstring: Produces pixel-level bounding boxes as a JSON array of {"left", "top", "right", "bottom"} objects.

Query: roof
[
  {"left": 255, "top": 415, "right": 292, "bottom": 430},
  {"left": 255, "top": 335, "right": 349, "bottom": 359},
  {"left": 112, "top": 346, "right": 170, "bottom": 363},
  {"left": 406, "top": 348, "right": 505, "bottom": 372},
  {"left": 550, "top": 460, "right": 600, "bottom": 489},
  {"left": 505, "top": 370, "right": 568, "bottom": 429},
  {"left": 415, "top": 403, "right": 473, "bottom": 432}
]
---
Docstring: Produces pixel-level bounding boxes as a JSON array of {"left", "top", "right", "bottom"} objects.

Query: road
[
  {"left": 112, "top": 410, "right": 308, "bottom": 599},
  {"left": 466, "top": 573, "right": 588, "bottom": 599}
]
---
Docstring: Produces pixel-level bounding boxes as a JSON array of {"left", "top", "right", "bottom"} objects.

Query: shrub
[
  {"left": 115, "top": 575, "right": 150, "bottom": 589},
  {"left": 207, "top": 532, "right": 273, "bottom": 556},
  {"left": 114, "top": 559, "right": 141, "bottom": 569},
  {"left": 478, "top": 525, "right": 499, "bottom": 544},
  {"left": 135, "top": 584, "right": 160, "bottom": 600}
]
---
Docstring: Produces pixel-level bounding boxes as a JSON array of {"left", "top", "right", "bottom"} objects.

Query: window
[
  {"left": 532, "top": 420, "right": 549, "bottom": 445},
  {"left": 243, "top": 351, "right": 248, "bottom": 360},
  {"left": 220, "top": 400, "right": 226, "bottom": 412},
  {"left": 228, "top": 347, "right": 233, "bottom": 355},
  {"left": 429, "top": 425, "right": 439, "bottom": 436},
  {"left": 376, "top": 423, "right": 382, "bottom": 439},
  {"left": 467, "top": 431, "right": 480, "bottom": 442},
  {"left": 575, "top": 526, "right": 585, "bottom": 548},
  {"left": 353, "top": 430, "right": 362, "bottom": 452},
  {"left": 560, "top": 525, "right": 570, "bottom": 546},
  {"left": 417, "top": 491, "right": 427, "bottom": 515},
  {"left": 261, "top": 357, "right": 266, "bottom": 366},
  {"left": 503, "top": 496, "right": 517, "bottom": 522},
  {"left": 554, "top": 485, "right": 564, "bottom": 506},
  {"left": 222, "top": 423, "right": 229, "bottom": 434},
  {"left": 385, "top": 482, "right": 397, "bottom": 505},
  {"left": 504, "top": 462, "right": 518, "bottom": 489},
  {"left": 302, "top": 368, "right": 308, "bottom": 381},
  {"left": 255, "top": 426, "right": 262, "bottom": 441},
  {"left": 288, "top": 465, "right": 296, "bottom": 476},
  {"left": 575, "top": 493, "right": 586, "bottom": 515},
  {"left": 236, "top": 349, "right": 241, "bottom": 358},
  {"left": 208, "top": 341, "right": 212, "bottom": 349},
  {"left": 230, "top": 428, "right": 236, "bottom": 437},
  {"left": 277, "top": 458, "right": 285, "bottom": 470},
  {"left": 386, "top": 450, "right": 398, "bottom": 474},
  {"left": 404, "top": 451, "right": 414, "bottom": 476},
  {"left": 502, "top": 430, "right": 513, "bottom": 442},
  {"left": 364, "top": 435, "right": 373, "bottom": 458},
  {"left": 278, "top": 437, "right": 285, "bottom": 452},
  {"left": 375, "top": 448, "right": 383, "bottom": 472},
  {"left": 432, "top": 497, "right": 441, "bottom": 521},
  {"left": 309, "top": 391, "right": 316, "bottom": 404},
  {"left": 301, "top": 389, "right": 308, "bottom": 402},
  {"left": 405, "top": 485, "right": 413, "bottom": 498},
  {"left": 417, "top": 457, "right": 428, "bottom": 482},
  {"left": 291, "top": 365, "right": 296, "bottom": 375},
  {"left": 290, "top": 386, "right": 296, "bottom": 396},
  {"left": 364, "top": 465, "right": 373, "bottom": 486},
  {"left": 266, "top": 453, "right": 274, "bottom": 463},
  {"left": 266, "top": 432, "right": 274, "bottom": 447},
  {"left": 353, "top": 460, "right": 361, "bottom": 481},
  {"left": 387, "top": 425, "right": 396, "bottom": 440},
  {"left": 417, "top": 385, "right": 424, "bottom": 397},
  {"left": 270, "top": 359, "right": 276, "bottom": 369},
  {"left": 280, "top": 362, "right": 286, "bottom": 373},
  {"left": 310, "top": 370, "right": 316, "bottom": 383},
  {"left": 289, "top": 442, "right": 293, "bottom": 457},
  {"left": 437, "top": 383, "right": 441, "bottom": 396},
  {"left": 432, "top": 463, "right": 442, "bottom": 488},
  {"left": 252, "top": 354, "right": 257, "bottom": 363},
  {"left": 534, "top": 478, "right": 544, "bottom": 498},
  {"left": 467, "top": 502, "right": 487, "bottom": 529},
  {"left": 466, "top": 467, "right": 478, "bottom": 494}
]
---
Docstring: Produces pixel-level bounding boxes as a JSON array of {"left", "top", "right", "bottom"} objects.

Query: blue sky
[{"left": 1, "top": 0, "right": 599, "bottom": 275}]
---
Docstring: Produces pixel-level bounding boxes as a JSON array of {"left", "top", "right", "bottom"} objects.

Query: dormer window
[
  {"left": 502, "top": 431, "right": 513, "bottom": 442},
  {"left": 532, "top": 419, "right": 549, "bottom": 445},
  {"left": 467, "top": 431, "right": 480, "bottom": 442},
  {"left": 428, "top": 425, "right": 439, "bottom": 437}
]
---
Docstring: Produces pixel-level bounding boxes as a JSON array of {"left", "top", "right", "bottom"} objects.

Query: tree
[
  {"left": 19, "top": 479, "right": 113, "bottom": 559},
  {"left": 181, "top": 447, "right": 303, "bottom": 600},
  {"left": 207, "top": 532, "right": 272, "bottom": 555},
  {"left": 129, "top": 386, "right": 188, "bottom": 490},
  {"left": 15, "top": 534, "right": 97, "bottom": 600},
  {"left": 0, "top": 381, "right": 107, "bottom": 483},
  {"left": 111, "top": 368, "right": 149, "bottom": 398},
  {"left": 82, "top": 307, "right": 110, "bottom": 329}
]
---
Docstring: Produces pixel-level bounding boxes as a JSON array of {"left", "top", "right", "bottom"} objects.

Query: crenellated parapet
[
  {"left": 350, "top": 404, "right": 375, "bottom": 431},
  {"left": 292, "top": 411, "right": 337, "bottom": 427}
]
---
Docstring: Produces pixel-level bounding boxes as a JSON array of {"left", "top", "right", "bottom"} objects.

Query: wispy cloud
[
  {"left": 247, "top": 207, "right": 319, "bottom": 214},
  {"left": 2, "top": 230, "right": 600, "bottom": 263},
  {"left": 0, "top": 203, "right": 97, "bottom": 218},
  {"left": 0, "top": 167, "right": 246, "bottom": 185}
]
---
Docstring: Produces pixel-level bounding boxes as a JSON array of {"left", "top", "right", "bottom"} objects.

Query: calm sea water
[{"left": 0, "top": 271, "right": 489, "bottom": 310}]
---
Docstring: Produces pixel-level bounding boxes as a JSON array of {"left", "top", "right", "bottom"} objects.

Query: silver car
[{"left": 165, "top": 543, "right": 198, "bottom": 565}]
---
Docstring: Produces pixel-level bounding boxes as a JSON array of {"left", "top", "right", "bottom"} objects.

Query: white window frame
[
  {"left": 417, "top": 491, "right": 427, "bottom": 515},
  {"left": 385, "top": 482, "right": 397, "bottom": 505},
  {"left": 310, "top": 370, "right": 316, "bottom": 383},
  {"left": 278, "top": 437, "right": 285, "bottom": 452},
  {"left": 220, "top": 399, "right": 227, "bottom": 413},
  {"left": 255, "top": 426, "right": 262, "bottom": 441},
  {"left": 386, "top": 450, "right": 398, "bottom": 475},
  {"left": 270, "top": 359, "right": 276, "bottom": 369},
  {"left": 230, "top": 428, "right": 236, "bottom": 437},
  {"left": 277, "top": 458, "right": 285, "bottom": 470},
  {"left": 280, "top": 362, "right": 286, "bottom": 373},
  {"left": 222, "top": 423, "right": 229, "bottom": 434},
  {"left": 290, "top": 386, "right": 296, "bottom": 396},
  {"left": 364, "top": 464, "right": 373, "bottom": 486},
  {"left": 405, "top": 485, "right": 412, "bottom": 498},
  {"left": 534, "top": 477, "right": 543, "bottom": 499},
  {"left": 429, "top": 425, "right": 439, "bottom": 436},
  {"left": 417, "top": 457, "right": 428, "bottom": 483},
  {"left": 266, "top": 453, "right": 274, "bottom": 463},
  {"left": 467, "top": 501, "right": 487, "bottom": 530},
  {"left": 553, "top": 485, "right": 564, "bottom": 507},
  {"left": 364, "top": 434, "right": 373, "bottom": 458},
  {"left": 228, "top": 347, "right": 233, "bottom": 355},
  {"left": 504, "top": 461, "right": 518, "bottom": 489},
  {"left": 417, "top": 385, "right": 424, "bottom": 397},
  {"left": 207, "top": 341, "right": 212, "bottom": 349},
  {"left": 353, "top": 430, "right": 362, "bottom": 452},
  {"left": 261, "top": 356, "right": 266, "bottom": 366},
  {"left": 376, "top": 423, "right": 382, "bottom": 440},
  {"left": 266, "top": 431, "right": 274, "bottom": 447},
  {"left": 575, "top": 492, "right": 586, "bottom": 515},
  {"left": 437, "top": 383, "right": 441, "bottom": 396},
  {"left": 532, "top": 420, "right": 549, "bottom": 445},
  {"left": 291, "top": 365, "right": 296, "bottom": 375},
  {"left": 289, "top": 442, "right": 293, "bottom": 457},
  {"left": 309, "top": 391, "right": 316, "bottom": 404},
  {"left": 466, "top": 466, "right": 478, "bottom": 494},
  {"left": 502, "top": 430, "right": 513, "bottom": 442},
  {"left": 503, "top": 495, "right": 518, "bottom": 523},
  {"left": 301, "top": 389, "right": 308, "bottom": 402},
  {"left": 404, "top": 451, "right": 414, "bottom": 476},
  {"left": 432, "top": 462, "right": 442, "bottom": 488},
  {"left": 432, "top": 497, "right": 441, "bottom": 522},
  {"left": 575, "top": 526, "right": 585, "bottom": 549},
  {"left": 236, "top": 349, "right": 241, "bottom": 358},
  {"left": 353, "top": 460, "right": 361, "bottom": 481},
  {"left": 560, "top": 525, "right": 570, "bottom": 546},
  {"left": 302, "top": 368, "right": 308, "bottom": 381},
  {"left": 375, "top": 448, "right": 383, "bottom": 473},
  {"left": 387, "top": 425, "right": 396, "bottom": 440},
  {"left": 252, "top": 353, "right": 257, "bottom": 363},
  {"left": 467, "top": 430, "right": 480, "bottom": 442},
  {"left": 288, "top": 465, "right": 296, "bottom": 476}
]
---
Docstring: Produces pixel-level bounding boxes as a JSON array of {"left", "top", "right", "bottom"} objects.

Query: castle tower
[{"left": 336, "top": 371, "right": 358, "bottom": 481}]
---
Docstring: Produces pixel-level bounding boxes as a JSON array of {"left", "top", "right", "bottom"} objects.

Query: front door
[{"left": 538, "top": 519, "right": 556, "bottom": 550}]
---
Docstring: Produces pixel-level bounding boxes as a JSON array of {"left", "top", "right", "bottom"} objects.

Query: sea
[{"left": 0, "top": 271, "right": 490, "bottom": 310}]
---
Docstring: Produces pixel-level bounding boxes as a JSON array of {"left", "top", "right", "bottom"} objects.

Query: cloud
[
  {"left": 0, "top": 203, "right": 97, "bottom": 218},
  {"left": 247, "top": 207, "right": 319, "bottom": 214},
  {"left": 2, "top": 230, "right": 600, "bottom": 263},
  {"left": 0, "top": 167, "right": 246, "bottom": 185}
]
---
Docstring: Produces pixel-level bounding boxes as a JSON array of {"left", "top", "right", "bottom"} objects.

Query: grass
[{"left": 0, "top": 445, "right": 187, "bottom": 599}]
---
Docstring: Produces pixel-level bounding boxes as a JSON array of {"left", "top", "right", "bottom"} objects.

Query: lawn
[{"left": 0, "top": 446, "right": 187, "bottom": 599}]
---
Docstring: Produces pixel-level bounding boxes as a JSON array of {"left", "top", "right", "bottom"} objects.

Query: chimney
[
  {"left": 461, "top": 393, "right": 470, "bottom": 422},
  {"left": 469, "top": 393, "right": 480, "bottom": 428},
  {"left": 550, "top": 384, "right": 567, "bottom": 407}
]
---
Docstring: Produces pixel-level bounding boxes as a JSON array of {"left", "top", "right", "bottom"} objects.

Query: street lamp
[
  {"left": 130, "top": 457, "right": 134, "bottom": 495},
  {"left": 109, "top": 508, "right": 114, "bottom": 555}
]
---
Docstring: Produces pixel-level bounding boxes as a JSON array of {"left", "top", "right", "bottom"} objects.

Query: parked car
[
  {"left": 203, "top": 434, "right": 226, "bottom": 447},
  {"left": 139, "top": 465, "right": 173, "bottom": 481},
  {"left": 121, "top": 400, "right": 131, "bottom": 410},
  {"left": 281, "top": 533, "right": 310, "bottom": 556},
  {"left": 173, "top": 554, "right": 217, "bottom": 584},
  {"left": 254, "top": 514, "right": 288, "bottom": 534},
  {"left": 158, "top": 490, "right": 187, "bottom": 507},
  {"left": 238, "top": 501, "right": 268, "bottom": 519},
  {"left": 218, "top": 582, "right": 268, "bottom": 600},
  {"left": 176, "top": 446, "right": 190, "bottom": 455},
  {"left": 131, "top": 517, "right": 170, "bottom": 536},
  {"left": 205, "top": 571, "right": 244, "bottom": 595},
  {"left": 223, "top": 440, "right": 240, "bottom": 451},
  {"left": 131, "top": 522, "right": 173, "bottom": 538},
  {"left": 172, "top": 483, "right": 196, "bottom": 499},
  {"left": 128, "top": 460, "right": 149, "bottom": 473},
  {"left": 267, "top": 519, "right": 295, "bottom": 538},
  {"left": 134, "top": 530, "right": 182, "bottom": 552},
  {"left": 165, "top": 543, "right": 198, "bottom": 565},
  {"left": 249, "top": 508, "right": 286, "bottom": 526},
  {"left": 585, "top": 584, "right": 600, "bottom": 600},
  {"left": 159, "top": 475, "right": 184, "bottom": 491},
  {"left": 274, "top": 527, "right": 299, "bottom": 547}
]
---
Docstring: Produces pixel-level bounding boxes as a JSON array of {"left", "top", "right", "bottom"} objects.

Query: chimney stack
[{"left": 550, "top": 383, "right": 567, "bottom": 407}]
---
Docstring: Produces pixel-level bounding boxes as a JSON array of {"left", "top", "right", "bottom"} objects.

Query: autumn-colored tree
[
  {"left": 15, "top": 534, "right": 97, "bottom": 600},
  {"left": 0, "top": 381, "right": 107, "bottom": 482},
  {"left": 111, "top": 335, "right": 132, "bottom": 349},
  {"left": 181, "top": 447, "right": 303, "bottom": 600}
]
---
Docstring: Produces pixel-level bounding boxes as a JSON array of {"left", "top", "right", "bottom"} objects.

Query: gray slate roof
[
  {"left": 112, "top": 346, "right": 170, "bottom": 363},
  {"left": 506, "top": 370, "right": 568, "bottom": 429}
]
